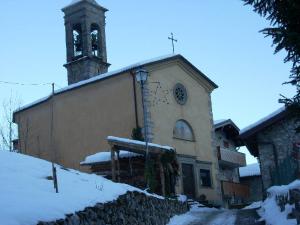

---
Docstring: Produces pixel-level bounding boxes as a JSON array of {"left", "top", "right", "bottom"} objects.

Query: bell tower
[{"left": 62, "top": 0, "right": 110, "bottom": 85}]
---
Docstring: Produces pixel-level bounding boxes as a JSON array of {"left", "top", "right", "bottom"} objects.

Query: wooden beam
[
  {"left": 159, "top": 154, "right": 166, "bottom": 196},
  {"left": 107, "top": 139, "right": 174, "bottom": 155},
  {"left": 111, "top": 147, "right": 116, "bottom": 181}
]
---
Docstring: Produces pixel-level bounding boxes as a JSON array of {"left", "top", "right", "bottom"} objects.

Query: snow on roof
[
  {"left": 81, "top": 150, "right": 142, "bottom": 165},
  {"left": 240, "top": 107, "right": 286, "bottom": 136},
  {"left": 107, "top": 136, "right": 175, "bottom": 151},
  {"left": 0, "top": 150, "right": 162, "bottom": 225},
  {"left": 14, "top": 54, "right": 218, "bottom": 115},
  {"left": 71, "top": 0, "right": 82, "bottom": 3},
  {"left": 213, "top": 119, "right": 240, "bottom": 132},
  {"left": 65, "top": 0, "right": 99, "bottom": 8},
  {"left": 15, "top": 54, "right": 180, "bottom": 114},
  {"left": 56, "top": 54, "right": 176, "bottom": 94},
  {"left": 214, "top": 119, "right": 227, "bottom": 125},
  {"left": 239, "top": 163, "right": 261, "bottom": 177},
  {"left": 14, "top": 95, "right": 51, "bottom": 115},
  {"left": 64, "top": 0, "right": 85, "bottom": 8}
]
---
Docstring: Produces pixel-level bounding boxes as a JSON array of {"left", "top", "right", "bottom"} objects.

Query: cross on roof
[{"left": 168, "top": 33, "right": 178, "bottom": 54}]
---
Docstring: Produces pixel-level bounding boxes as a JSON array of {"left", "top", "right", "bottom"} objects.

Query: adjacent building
[
  {"left": 239, "top": 163, "right": 263, "bottom": 203},
  {"left": 239, "top": 107, "right": 300, "bottom": 194},
  {"left": 214, "top": 119, "right": 248, "bottom": 206}
]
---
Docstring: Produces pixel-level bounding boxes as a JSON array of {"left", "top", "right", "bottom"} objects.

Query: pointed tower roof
[{"left": 63, "top": 0, "right": 108, "bottom": 11}]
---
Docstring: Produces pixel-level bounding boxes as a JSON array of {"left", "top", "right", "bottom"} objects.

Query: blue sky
[{"left": 0, "top": 1, "right": 295, "bottom": 164}]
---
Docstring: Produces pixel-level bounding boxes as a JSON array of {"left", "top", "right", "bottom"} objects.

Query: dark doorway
[{"left": 182, "top": 163, "right": 196, "bottom": 198}]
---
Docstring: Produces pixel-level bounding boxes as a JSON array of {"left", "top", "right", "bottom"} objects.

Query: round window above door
[{"left": 173, "top": 83, "right": 188, "bottom": 105}]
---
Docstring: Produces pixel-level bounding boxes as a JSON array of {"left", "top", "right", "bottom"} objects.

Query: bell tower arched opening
[
  {"left": 90, "top": 23, "right": 100, "bottom": 57},
  {"left": 73, "top": 24, "right": 83, "bottom": 58}
]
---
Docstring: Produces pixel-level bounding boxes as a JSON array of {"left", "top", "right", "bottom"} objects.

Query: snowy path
[
  {"left": 168, "top": 206, "right": 237, "bottom": 225},
  {"left": 188, "top": 209, "right": 237, "bottom": 225}
]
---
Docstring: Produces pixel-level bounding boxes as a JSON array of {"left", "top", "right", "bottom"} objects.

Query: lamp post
[{"left": 135, "top": 68, "right": 150, "bottom": 188}]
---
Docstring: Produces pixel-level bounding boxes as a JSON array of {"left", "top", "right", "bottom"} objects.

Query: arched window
[
  {"left": 90, "top": 24, "right": 100, "bottom": 56},
  {"left": 73, "top": 24, "right": 82, "bottom": 57},
  {"left": 173, "top": 120, "right": 195, "bottom": 141}
]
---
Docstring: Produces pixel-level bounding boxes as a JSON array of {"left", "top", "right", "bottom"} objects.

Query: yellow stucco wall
[
  {"left": 145, "top": 60, "right": 221, "bottom": 203},
  {"left": 147, "top": 61, "right": 213, "bottom": 159},
  {"left": 15, "top": 73, "right": 137, "bottom": 170}
]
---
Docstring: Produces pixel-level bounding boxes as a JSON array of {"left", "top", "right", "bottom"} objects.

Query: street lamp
[
  {"left": 135, "top": 69, "right": 148, "bottom": 83},
  {"left": 135, "top": 68, "right": 148, "bottom": 144},
  {"left": 135, "top": 68, "right": 150, "bottom": 189}
]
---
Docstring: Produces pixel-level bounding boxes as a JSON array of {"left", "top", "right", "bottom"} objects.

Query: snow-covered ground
[
  {"left": 0, "top": 151, "right": 158, "bottom": 225},
  {"left": 258, "top": 180, "right": 300, "bottom": 225},
  {"left": 167, "top": 204, "right": 236, "bottom": 225},
  {"left": 243, "top": 201, "right": 262, "bottom": 210},
  {"left": 11, "top": 149, "right": 300, "bottom": 225}
]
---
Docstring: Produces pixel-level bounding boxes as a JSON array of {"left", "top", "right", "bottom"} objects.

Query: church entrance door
[{"left": 182, "top": 163, "right": 196, "bottom": 198}]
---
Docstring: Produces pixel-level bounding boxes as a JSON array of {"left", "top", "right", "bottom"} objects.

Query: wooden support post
[
  {"left": 111, "top": 147, "right": 116, "bottom": 181},
  {"left": 52, "top": 162, "right": 58, "bottom": 193},
  {"left": 159, "top": 154, "right": 166, "bottom": 196},
  {"left": 116, "top": 150, "right": 121, "bottom": 182}
]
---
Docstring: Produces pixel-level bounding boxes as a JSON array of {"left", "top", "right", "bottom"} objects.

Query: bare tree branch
[{"left": 0, "top": 93, "right": 22, "bottom": 151}]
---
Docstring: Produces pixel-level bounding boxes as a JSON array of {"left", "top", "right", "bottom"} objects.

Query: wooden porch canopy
[
  {"left": 107, "top": 136, "right": 175, "bottom": 155},
  {"left": 107, "top": 136, "right": 175, "bottom": 196}
]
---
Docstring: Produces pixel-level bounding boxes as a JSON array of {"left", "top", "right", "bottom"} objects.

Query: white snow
[
  {"left": 239, "top": 163, "right": 261, "bottom": 177},
  {"left": 14, "top": 95, "right": 51, "bottom": 114},
  {"left": 80, "top": 150, "right": 142, "bottom": 165},
  {"left": 214, "top": 119, "right": 227, "bottom": 126},
  {"left": 267, "top": 180, "right": 300, "bottom": 197},
  {"left": 63, "top": 0, "right": 82, "bottom": 8},
  {"left": 14, "top": 54, "right": 177, "bottom": 114},
  {"left": 167, "top": 212, "right": 197, "bottom": 225},
  {"left": 177, "top": 194, "right": 188, "bottom": 203},
  {"left": 240, "top": 107, "right": 286, "bottom": 135},
  {"left": 168, "top": 204, "right": 236, "bottom": 225},
  {"left": 243, "top": 201, "right": 262, "bottom": 210},
  {"left": 56, "top": 54, "right": 176, "bottom": 96},
  {"left": 107, "top": 136, "right": 175, "bottom": 151},
  {"left": 258, "top": 197, "right": 295, "bottom": 225},
  {"left": 0, "top": 150, "right": 160, "bottom": 225},
  {"left": 213, "top": 119, "right": 240, "bottom": 131},
  {"left": 66, "top": 0, "right": 92, "bottom": 7},
  {"left": 258, "top": 180, "right": 300, "bottom": 225}
]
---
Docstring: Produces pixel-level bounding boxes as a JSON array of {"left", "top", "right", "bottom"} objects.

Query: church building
[{"left": 13, "top": 0, "right": 222, "bottom": 204}]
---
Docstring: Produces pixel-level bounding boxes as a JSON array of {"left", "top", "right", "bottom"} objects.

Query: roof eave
[
  {"left": 178, "top": 55, "right": 218, "bottom": 89},
  {"left": 214, "top": 119, "right": 240, "bottom": 133},
  {"left": 14, "top": 54, "right": 218, "bottom": 114},
  {"left": 239, "top": 109, "right": 287, "bottom": 139}
]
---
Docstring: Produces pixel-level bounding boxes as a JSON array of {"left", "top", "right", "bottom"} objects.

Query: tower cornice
[{"left": 62, "top": 0, "right": 108, "bottom": 13}]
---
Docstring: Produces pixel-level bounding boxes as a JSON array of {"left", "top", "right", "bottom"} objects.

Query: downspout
[{"left": 130, "top": 71, "right": 139, "bottom": 128}]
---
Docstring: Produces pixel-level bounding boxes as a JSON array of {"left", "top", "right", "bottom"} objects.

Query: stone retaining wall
[{"left": 37, "top": 191, "right": 189, "bottom": 225}]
